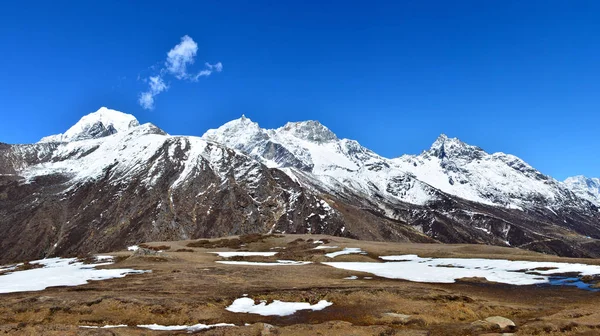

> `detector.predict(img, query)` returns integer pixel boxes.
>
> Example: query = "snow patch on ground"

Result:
[226,297,332,316]
[325,247,366,258]
[0,257,148,294]
[324,255,600,285]
[209,252,278,258]
[137,323,234,332]
[216,260,311,266]
[314,245,339,250]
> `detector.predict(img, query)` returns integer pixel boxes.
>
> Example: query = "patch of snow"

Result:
[344,275,358,280]
[137,323,234,332]
[314,245,339,250]
[0,264,22,273]
[80,325,128,329]
[323,255,600,286]
[325,248,366,258]
[226,297,332,316]
[474,227,491,234]
[216,260,311,266]
[0,257,148,294]
[127,245,139,251]
[209,252,278,258]
[95,255,114,261]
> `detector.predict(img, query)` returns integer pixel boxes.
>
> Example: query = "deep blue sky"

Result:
[1,1,598,179]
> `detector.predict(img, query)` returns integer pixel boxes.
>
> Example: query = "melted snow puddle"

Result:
[325,247,367,258]
[323,254,600,287]
[226,297,332,316]
[137,323,234,332]
[216,260,311,266]
[0,257,148,294]
[547,277,600,291]
[210,251,278,257]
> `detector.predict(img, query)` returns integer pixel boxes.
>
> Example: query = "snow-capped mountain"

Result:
[564,175,600,205]
[38,107,140,143]
[1,108,599,263]
[203,117,594,212]
[0,109,346,263]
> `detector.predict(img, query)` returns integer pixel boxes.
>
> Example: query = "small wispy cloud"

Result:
[138,35,222,110]
[138,76,168,110]
[193,62,223,81]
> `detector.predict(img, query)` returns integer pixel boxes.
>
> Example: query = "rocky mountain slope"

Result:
[1,108,599,263]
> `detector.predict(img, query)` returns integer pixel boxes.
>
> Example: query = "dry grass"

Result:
[1,234,599,335]
[139,244,170,251]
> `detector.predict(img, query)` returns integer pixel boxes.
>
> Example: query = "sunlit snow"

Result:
[323,255,600,285]
[209,251,278,257]
[80,325,127,329]
[314,245,339,250]
[324,247,366,258]
[226,297,332,316]
[0,257,148,294]
[216,260,311,266]
[137,323,234,332]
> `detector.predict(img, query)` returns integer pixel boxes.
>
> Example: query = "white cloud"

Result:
[165,35,198,79]
[206,62,223,72]
[192,62,224,81]
[138,92,154,110]
[138,35,222,110]
[138,76,168,110]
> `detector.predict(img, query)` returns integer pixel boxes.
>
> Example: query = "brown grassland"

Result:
[1,234,600,335]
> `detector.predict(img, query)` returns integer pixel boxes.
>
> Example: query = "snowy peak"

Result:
[564,175,600,205]
[201,115,268,152]
[426,134,484,160]
[39,107,140,143]
[277,120,338,143]
[202,115,263,141]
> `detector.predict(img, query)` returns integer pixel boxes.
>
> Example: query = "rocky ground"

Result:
[1,234,600,335]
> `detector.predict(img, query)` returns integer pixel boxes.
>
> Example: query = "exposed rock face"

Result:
[1,108,600,263]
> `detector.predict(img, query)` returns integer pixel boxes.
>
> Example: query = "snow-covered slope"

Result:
[39,107,140,143]
[391,135,589,209]
[203,117,592,211]
[564,176,600,206]
[203,117,439,205]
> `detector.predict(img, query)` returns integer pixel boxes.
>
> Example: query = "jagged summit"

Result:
[202,115,267,149]
[39,107,140,143]
[427,134,484,160]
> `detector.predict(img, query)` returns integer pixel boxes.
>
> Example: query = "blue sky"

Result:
[0,1,598,180]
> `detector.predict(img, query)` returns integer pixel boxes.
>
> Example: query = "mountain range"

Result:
[1,107,599,263]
